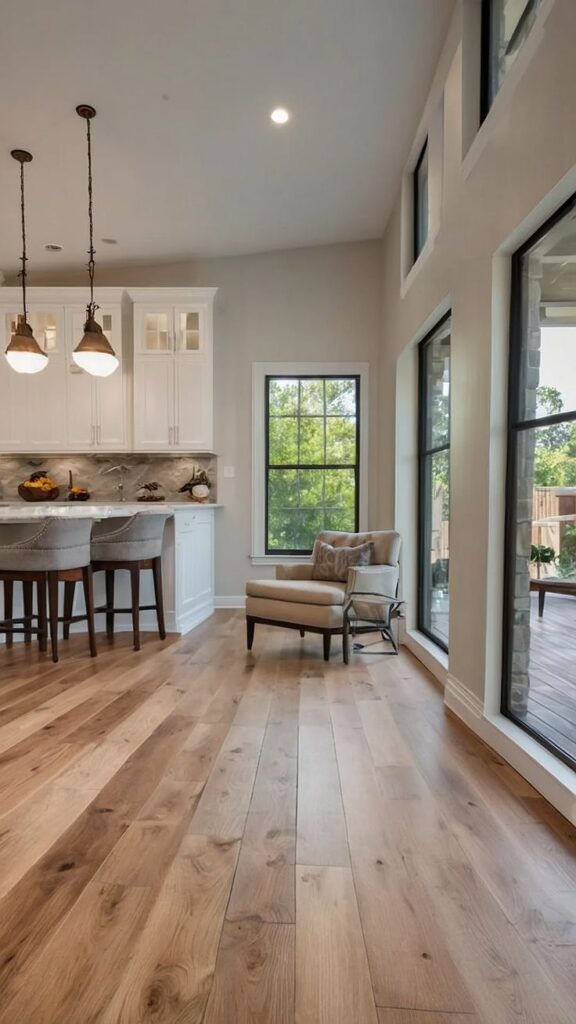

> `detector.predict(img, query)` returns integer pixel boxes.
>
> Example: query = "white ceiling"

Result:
[0,0,454,276]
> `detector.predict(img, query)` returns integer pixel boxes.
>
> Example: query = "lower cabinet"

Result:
[172,507,215,631]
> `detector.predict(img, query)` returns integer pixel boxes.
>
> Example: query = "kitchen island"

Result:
[0,503,221,637]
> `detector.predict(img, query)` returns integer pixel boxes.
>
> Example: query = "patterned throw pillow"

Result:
[311,540,373,582]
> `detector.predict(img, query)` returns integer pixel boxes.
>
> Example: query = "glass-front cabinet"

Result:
[0,287,215,455]
[65,305,125,450]
[132,291,214,452]
[0,304,66,450]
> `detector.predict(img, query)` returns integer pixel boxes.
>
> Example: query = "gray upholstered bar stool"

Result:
[87,513,168,651]
[0,517,96,663]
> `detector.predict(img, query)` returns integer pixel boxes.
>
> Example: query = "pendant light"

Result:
[72,104,119,378]
[5,150,48,374]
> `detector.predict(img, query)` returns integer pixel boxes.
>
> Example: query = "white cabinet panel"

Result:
[134,354,173,450]
[26,352,68,449]
[0,361,27,450]
[174,355,212,451]
[174,509,215,631]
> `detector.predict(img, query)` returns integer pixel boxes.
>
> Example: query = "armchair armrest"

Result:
[346,563,399,596]
[276,564,314,581]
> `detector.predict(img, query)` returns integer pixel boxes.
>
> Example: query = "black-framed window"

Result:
[413,139,429,263]
[481,0,541,118]
[418,313,451,650]
[265,375,360,554]
[503,192,576,770]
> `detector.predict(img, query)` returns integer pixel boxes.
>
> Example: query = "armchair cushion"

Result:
[246,578,347,606]
[312,539,373,582]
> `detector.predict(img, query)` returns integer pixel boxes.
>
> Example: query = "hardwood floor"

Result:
[0,612,575,1022]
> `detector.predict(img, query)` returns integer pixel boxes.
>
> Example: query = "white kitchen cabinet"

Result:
[0,286,215,455]
[172,507,215,630]
[65,305,127,450]
[133,354,174,450]
[0,304,67,451]
[132,289,216,453]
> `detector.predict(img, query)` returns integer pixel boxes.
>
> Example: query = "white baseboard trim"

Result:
[445,674,576,825]
[404,629,448,686]
[215,595,246,609]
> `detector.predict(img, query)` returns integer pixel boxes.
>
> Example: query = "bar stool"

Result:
[0,517,96,663]
[87,513,168,651]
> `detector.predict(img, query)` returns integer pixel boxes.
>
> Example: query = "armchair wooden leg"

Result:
[246,616,255,651]
[4,580,13,648]
[323,632,331,662]
[63,581,75,640]
[299,628,305,638]
[130,566,141,652]
[23,581,33,644]
[48,573,59,663]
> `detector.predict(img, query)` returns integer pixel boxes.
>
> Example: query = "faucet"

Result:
[102,464,130,501]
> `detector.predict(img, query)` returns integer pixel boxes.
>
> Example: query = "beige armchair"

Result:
[245,530,401,661]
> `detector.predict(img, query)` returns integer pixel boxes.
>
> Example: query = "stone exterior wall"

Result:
[510,256,541,713]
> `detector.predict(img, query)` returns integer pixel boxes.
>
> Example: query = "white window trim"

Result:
[251,361,369,563]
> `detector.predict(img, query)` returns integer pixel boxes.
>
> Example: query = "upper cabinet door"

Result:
[174,353,213,451]
[134,306,175,353]
[94,310,126,449]
[18,306,67,450]
[134,354,174,450]
[65,306,96,449]
[174,306,203,353]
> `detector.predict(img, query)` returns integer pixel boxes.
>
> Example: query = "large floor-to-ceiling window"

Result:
[418,314,451,649]
[503,194,576,768]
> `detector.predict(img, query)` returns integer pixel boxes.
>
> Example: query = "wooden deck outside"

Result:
[520,592,576,763]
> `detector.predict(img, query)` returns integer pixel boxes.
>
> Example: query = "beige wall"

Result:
[23,241,383,598]
[378,0,576,705]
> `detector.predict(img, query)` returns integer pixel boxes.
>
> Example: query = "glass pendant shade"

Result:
[5,315,48,375]
[72,317,119,377]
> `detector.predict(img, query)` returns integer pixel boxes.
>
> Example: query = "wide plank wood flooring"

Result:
[0,611,575,1022]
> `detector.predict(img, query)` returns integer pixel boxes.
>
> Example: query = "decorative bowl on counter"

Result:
[68,487,91,502]
[18,472,60,502]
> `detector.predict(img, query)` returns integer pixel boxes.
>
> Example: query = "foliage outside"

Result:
[267,377,358,551]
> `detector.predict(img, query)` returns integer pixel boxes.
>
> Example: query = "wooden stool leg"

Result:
[23,581,33,644]
[37,575,47,653]
[152,557,166,640]
[4,580,14,648]
[82,567,97,659]
[63,581,75,640]
[105,570,115,637]
[48,573,59,663]
[130,565,141,652]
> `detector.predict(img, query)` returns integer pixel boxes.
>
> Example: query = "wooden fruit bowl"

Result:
[18,485,60,502]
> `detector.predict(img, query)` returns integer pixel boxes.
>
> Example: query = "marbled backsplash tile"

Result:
[0,454,217,503]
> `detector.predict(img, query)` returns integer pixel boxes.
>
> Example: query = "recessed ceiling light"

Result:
[44,243,63,252]
[101,237,118,244]
[270,107,290,125]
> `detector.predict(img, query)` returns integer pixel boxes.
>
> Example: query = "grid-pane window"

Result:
[266,375,359,553]
[503,194,576,769]
[413,139,429,263]
[482,0,541,116]
[418,315,451,649]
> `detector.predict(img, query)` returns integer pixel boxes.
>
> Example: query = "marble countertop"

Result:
[0,501,222,521]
